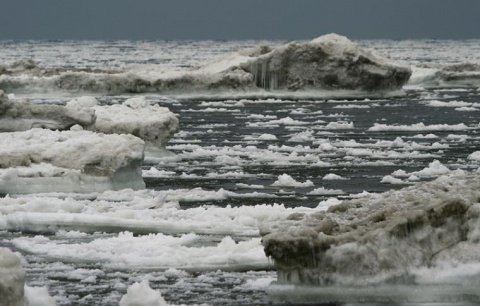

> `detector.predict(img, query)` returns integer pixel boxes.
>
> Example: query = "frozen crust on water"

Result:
[0,90,95,132]
[261,172,480,286]
[0,34,411,97]
[0,129,145,194]
[0,247,25,306]
[67,96,179,151]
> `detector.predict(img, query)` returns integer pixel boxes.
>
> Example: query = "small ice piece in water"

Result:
[307,187,345,195]
[322,173,348,180]
[381,175,406,184]
[324,121,354,129]
[271,174,314,188]
[236,183,265,189]
[24,285,57,306]
[468,151,480,161]
[414,160,450,177]
[119,280,168,306]
[243,133,278,141]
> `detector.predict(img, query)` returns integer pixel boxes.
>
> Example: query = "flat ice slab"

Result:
[0,128,146,194]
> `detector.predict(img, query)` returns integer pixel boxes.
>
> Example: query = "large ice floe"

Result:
[0,34,411,99]
[0,247,25,306]
[0,128,145,194]
[261,172,480,304]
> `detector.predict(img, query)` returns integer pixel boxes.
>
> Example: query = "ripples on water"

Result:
[1,40,480,305]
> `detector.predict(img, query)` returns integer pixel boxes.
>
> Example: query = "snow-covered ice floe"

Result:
[261,171,480,304]
[0,128,145,194]
[0,34,411,99]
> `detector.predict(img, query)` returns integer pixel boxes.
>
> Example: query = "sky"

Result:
[1,0,479,41]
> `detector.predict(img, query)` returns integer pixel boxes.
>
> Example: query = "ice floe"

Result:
[0,129,145,194]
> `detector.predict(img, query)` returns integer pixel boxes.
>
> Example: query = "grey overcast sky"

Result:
[1,0,479,41]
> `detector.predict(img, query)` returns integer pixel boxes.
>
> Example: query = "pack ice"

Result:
[0,34,411,98]
[262,172,480,287]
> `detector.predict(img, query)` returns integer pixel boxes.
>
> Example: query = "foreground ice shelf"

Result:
[261,171,480,302]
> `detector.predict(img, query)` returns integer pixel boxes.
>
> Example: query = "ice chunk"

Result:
[322,173,348,180]
[271,174,314,188]
[24,285,56,306]
[119,280,167,306]
[468,151,480,161]
[0,247,25,306]
[0,129,145,194]
[307,187,345,195]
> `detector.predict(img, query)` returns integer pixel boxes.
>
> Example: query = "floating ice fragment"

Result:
[322,173,348,180]
[119,280,167,306]
[381,175,406,184]
[468,151,480,161]
[24,285,56,306]
[307,187,345,195]
[271,174,314,188]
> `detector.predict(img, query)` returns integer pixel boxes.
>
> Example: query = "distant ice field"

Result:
[1,39,480,305]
